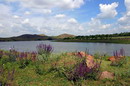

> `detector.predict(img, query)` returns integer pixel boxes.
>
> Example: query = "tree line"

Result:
[64,32,130,40]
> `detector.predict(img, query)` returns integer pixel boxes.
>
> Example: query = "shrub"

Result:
[0,50,3,59]
[52,53,102,85]
[0,48,18,64]
[36,43,53,62]
[67,59,102,81]
[17,51,37,69]
[37,43,53,55]
[110,48,126,67]
[8,47,19,62]
[18,59,31,69]
[35,64,45,75]
[0,64,15,86]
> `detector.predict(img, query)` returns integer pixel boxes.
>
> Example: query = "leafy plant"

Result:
[0,64,15,86]
[8,46,19,62]
[110,48,126,67]
[36,43,53,62]
[35,62,45,75]
[52,53,102,86]
[18,60,30,69]
[0,50,3,59]
[67,59,102,81]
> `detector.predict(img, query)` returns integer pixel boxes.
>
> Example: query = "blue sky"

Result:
[0,0,130,37]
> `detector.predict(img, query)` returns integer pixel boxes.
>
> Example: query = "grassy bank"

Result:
[0,44,130,86]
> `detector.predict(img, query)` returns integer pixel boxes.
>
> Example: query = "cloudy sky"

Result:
[0,0,130,37]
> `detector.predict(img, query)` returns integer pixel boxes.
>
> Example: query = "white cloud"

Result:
[125,0,130,11]
[101,24,111,29]
[117,0,130,30]
[55,14,66,18]
[24,11,31,15]
[68,18,78,23]
[1,0,130,37]
[81,18,112,35]
[27,16,84,35]
[78,2,119,35]
[22,19,30,24]
[31,9,52,14]
[0,3,84,36]
[0,24,3,27]
[6,0,84,10]
[0,4,40,37]
[89,18,111,30]
[0,4,11,16]
[98,2,118,19]
[13,15,20,19]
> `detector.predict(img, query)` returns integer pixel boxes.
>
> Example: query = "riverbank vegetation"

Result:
[0,44,130,86]
[61,32,130,44]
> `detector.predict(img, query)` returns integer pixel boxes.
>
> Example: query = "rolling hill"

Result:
[56,33,75,39]
[0,34,53,41]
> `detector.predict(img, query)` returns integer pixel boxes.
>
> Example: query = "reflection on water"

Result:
[0,41,130,56]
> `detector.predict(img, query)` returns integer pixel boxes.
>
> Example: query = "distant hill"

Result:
[0,34,53,41]
[56,33,75,39]
[0,33,76,42]
[38,34,46,36]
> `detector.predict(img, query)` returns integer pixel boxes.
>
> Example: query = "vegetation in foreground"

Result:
[0,44,130,86]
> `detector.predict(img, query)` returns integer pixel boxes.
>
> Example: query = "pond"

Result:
[0,41,130,56]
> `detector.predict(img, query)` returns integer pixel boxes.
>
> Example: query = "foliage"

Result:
[0,64,16,86]
[37,43,53,62]
[0,48,130,85]
[64,32,130,40]
[67,59,102,81]
[50,53,102,86]
[35,61,45,75]
[110,48,127,67]
[18,59,31,69]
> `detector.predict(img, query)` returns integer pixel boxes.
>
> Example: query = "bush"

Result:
[8,47,19,62]
[36,43,53,62]
[51,54,102,85]
[0,64,15,86]
[110,48,126,67]
[0,50,3,59]
[35,62,45,75]
[18,59,31,69]
[66,59,102,81]
[0,48,18,64]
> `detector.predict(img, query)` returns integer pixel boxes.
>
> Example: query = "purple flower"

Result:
[113,48,125,59]
[36,43,53,55]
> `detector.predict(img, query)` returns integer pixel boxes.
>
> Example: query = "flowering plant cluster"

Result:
[36,43,53,55]
[111,48,126,67]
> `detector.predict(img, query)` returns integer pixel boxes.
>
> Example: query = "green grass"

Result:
[0,51,130,86]
[112,36,130,39]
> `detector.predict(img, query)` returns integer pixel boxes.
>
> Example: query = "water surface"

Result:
[0,41,130,56]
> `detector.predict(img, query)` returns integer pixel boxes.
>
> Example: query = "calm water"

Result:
[0,41,130,56]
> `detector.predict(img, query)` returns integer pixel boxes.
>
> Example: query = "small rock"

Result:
[86,55,95,68]
[108,56,115,61]
[100,71,114,80]
[79,51,87,57]
[76,51,87,58]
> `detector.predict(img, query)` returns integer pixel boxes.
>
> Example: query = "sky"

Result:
[0,0,130,37]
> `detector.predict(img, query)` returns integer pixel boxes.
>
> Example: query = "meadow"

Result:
[0,43,130,86]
